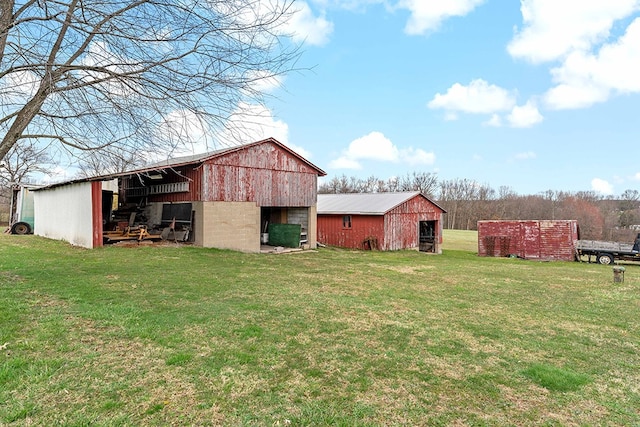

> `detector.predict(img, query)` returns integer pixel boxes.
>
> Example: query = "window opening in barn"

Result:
[419,221,436,253]
[343,215,352,229]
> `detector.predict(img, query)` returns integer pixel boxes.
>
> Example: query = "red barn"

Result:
[477,220,579,261]
[32,138,326,251]
[317,192,446,252]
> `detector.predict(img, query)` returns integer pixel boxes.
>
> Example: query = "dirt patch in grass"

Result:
[0,271,24,285]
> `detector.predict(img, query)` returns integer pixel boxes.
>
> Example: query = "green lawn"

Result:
[442,229,478,253]
[1,234,638,426]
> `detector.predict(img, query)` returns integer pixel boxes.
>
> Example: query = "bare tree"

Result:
[398,171,438,197]
[438,178,476,229]
[0,139,54,223]
[618,189,640,229]
[0,0,300,162]
[319,174,358,194]
[76,150,144,178]
[0,140,53,187]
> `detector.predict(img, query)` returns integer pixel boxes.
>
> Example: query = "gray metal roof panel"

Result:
[317,192,422,215]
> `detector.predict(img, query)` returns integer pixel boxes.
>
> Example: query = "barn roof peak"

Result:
[140,137,326,176]
[317,191,445,215]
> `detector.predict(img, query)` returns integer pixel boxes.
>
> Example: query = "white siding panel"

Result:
[34,182,95,248]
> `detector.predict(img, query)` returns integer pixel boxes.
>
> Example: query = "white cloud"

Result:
[0,70,39,107]
[507,101,544,127]
[346,131,399,161]
[328,156,362,170]
[543,82,609,110]
[80,42,138,97]
[444,112,459,121]
[514,151,537,160]
[398,0,485,35]
[154,109,213,158]
[400,147,436,166]
[507,0,640,64]
[217,103,313,158]
[591,178,614,195]
[41,166,73,185]
[632,172,640,181]
[287,2,334,46]
[244,70,284,93]
[150,103,310,162]
[428,79,516,115]
[329,131,434,170]
[484,114,502,127]
[544,18,640,109]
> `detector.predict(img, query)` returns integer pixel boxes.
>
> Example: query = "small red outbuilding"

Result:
[477,220,579,261]
[317,192,446,252]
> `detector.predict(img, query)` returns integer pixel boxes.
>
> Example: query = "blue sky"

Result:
[248,0,640,196]
[33,1,640,196]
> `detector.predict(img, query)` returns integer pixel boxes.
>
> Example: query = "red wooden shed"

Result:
[477,220,579,261]
[317,192,446,252]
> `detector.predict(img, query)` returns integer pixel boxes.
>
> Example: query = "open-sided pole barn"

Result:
[32,138,326,251]
[317,192,446,252]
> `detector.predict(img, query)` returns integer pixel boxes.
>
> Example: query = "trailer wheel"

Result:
[597,253,614,265]
[10,222,32,235]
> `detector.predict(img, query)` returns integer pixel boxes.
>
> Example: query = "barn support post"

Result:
[91,181,104,248]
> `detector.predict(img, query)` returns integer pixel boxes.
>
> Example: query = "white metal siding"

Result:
[33,182,95,248]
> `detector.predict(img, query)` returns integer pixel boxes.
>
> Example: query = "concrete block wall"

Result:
[287,208,308,229]
[199,201,260,252]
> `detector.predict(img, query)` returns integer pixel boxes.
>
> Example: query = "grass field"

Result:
[1,233,639,426]
[442,229,478,253]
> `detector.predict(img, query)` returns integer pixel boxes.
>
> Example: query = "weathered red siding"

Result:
[317,215,385,249]
[384,196,443,251]
[317,194,444,250]
[477,220,579,261]
[122,140,318,206]
[149,166,202,203]
[202,142,318,206]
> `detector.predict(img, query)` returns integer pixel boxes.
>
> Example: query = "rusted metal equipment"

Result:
[103,225,162,243]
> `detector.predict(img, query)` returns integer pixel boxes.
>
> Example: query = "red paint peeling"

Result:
[122,140,319,207]
[477,220,579,260]
[318,194,444,251]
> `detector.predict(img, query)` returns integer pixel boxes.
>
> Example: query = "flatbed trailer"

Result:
[576,234,640,264]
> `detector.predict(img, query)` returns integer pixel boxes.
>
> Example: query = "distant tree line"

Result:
[319,174,640,241]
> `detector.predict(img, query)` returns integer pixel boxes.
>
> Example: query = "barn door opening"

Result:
[419,221,436,252]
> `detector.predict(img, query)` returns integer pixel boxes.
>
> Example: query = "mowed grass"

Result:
[0,234,639,426]
[442,229,479,253]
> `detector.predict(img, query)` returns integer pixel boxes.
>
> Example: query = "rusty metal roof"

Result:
[318,192,428,215]
[140,137,326,176]
[33,138,326,190]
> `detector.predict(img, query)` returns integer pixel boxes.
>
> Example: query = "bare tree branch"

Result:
[0,0,301,162]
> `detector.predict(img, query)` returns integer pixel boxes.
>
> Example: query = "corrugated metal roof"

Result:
[317,192,423,215]
[142,150,222,170]
[33,138,326,190]
[139,137,326,175]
